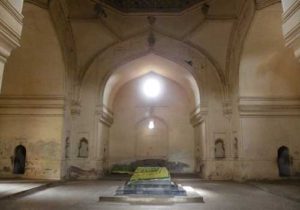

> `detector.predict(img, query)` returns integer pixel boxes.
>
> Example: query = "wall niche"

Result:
[78,138,88,158]
[233,137,238,159]
[65,137,70,158]
[215,139,225,159]
[13,145,26,174]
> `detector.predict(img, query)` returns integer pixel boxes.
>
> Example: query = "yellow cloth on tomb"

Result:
[130,167,170,181]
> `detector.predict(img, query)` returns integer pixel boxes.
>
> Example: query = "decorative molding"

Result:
[255,0,281,10]
[284,22,300,46]
[96,105,114,127]
[239,97,300,117]
[282,0,300,23]
[282,0,300,46]
[70,101,81,116]
[0,18,21,52]
[0,0,24,58]
[281,0,300,61]
[0,0,24,24]
[223,100,233,116]
[190,104,208,127]
[0,95,65,116]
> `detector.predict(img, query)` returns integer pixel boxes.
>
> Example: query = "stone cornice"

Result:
[0,0,24,24]
[0,18,21,55]
[284,22,300,46]
[0,95,65,115]
[239,97,300,117]
[282,0,300,23]
[282,0,300,46]
[0,0,24,58]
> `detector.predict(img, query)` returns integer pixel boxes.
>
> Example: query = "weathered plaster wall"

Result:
[1,0,298,181]
[239,3,300,179]
[0,3,65,179]
[109,76,195,173]
[239,4,300,98]
[0,116,63,179]
[2,3,65,95]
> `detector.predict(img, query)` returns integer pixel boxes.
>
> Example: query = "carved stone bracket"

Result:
[190,104,208,127]
[223,100,233,119]
[96,105,114,127]
[70,101,81,117]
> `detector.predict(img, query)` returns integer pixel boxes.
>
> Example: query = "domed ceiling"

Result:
[97,0,205,13]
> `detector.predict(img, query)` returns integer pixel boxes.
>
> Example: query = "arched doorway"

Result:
[277,146,291,177]
[136,117,168,160]
[13,145,26,174]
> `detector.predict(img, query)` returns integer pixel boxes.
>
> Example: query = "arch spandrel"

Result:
[79,33,226,112]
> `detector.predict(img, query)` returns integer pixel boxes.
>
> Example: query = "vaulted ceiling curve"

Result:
[103,54,201,109]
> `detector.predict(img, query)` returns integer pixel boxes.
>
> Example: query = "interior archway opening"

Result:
[100,54,201,175]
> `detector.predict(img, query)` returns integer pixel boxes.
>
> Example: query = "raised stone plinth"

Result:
[99,167,203,204]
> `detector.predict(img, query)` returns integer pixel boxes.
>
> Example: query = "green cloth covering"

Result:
[130,167,170,182]
[111,165,133,174]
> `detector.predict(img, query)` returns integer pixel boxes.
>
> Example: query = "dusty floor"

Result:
[0,180,299,210]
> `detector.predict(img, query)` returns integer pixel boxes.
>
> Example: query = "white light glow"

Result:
[142,77,161,98]
[148,120,155,129]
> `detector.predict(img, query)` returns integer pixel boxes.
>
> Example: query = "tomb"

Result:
[116,167,186,196]
[99,167,203,204]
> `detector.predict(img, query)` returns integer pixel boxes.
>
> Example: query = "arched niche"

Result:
[78,138,89,158]
[13,145,26,174]
[277,146,291,177]
[135,117,168,160]
[215,139,225,159]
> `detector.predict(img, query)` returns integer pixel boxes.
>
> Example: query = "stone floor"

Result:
[0,180,299,210]
[0,180,50,199]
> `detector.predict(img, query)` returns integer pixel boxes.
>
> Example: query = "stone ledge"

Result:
[0,95,65,115]
[239,97,300,117]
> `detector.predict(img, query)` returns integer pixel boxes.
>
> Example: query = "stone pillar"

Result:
[0,0,23,91]
[191,104,208,177]
[281,0,300,61]
[96,105,113,176]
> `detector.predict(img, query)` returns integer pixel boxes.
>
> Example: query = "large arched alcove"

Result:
[108,68,196,173]
[69,33,226,178]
